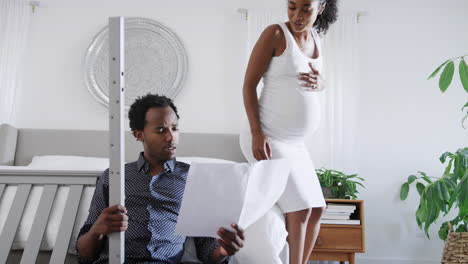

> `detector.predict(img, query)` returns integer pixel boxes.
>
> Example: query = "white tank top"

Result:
[258,23,323,141]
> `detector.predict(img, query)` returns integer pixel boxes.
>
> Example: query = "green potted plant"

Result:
[400,55,468,241]
[400,148,468,239]
[316,168,365,199]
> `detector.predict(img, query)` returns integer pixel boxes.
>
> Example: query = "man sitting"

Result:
[76,94,244,264]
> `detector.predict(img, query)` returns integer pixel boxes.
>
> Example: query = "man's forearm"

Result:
[211,247,228,264]
[77,229,104,259]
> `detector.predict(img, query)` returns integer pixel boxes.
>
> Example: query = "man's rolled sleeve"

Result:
[75,169,110,262]
[194,237,230,264]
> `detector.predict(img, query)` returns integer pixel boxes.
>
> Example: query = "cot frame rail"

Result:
[108,16,126,264]
[0,169,101,264]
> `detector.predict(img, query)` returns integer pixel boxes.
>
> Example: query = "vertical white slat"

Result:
[49,185,83,264]
[108,16,126,264]
[20,185,58,264]
[0,184,32,263]
[0,183,5,199]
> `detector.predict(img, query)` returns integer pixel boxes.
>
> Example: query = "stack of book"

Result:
[321,203,361,225]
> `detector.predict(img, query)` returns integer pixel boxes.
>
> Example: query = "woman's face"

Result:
[287,0,324,33]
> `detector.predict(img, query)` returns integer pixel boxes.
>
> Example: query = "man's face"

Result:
[134,106,179,162]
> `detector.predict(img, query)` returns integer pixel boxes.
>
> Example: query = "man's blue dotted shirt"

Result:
[77,152,226,264]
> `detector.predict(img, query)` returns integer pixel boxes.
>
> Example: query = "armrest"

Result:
[0,123,18,165]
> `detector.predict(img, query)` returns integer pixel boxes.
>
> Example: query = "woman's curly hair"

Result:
[314,0,338,34]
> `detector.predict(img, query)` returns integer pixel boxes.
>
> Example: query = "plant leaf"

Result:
[450,216,461,225]
[457,172,468,217]
[416,214,422,229]
[428,59,450,80]
[439,180,450,203]
[440,152,452,164]
[424,187,440,237]
[459,58,468,93]
[435,181,444,201]
[417,172,432,184]
[433,182,445,211]
[422,175,432,184]
[454,155,463,181]
[416,182,425,195]
[416,196,427,229]
[448,185,459,209]
[438,225,449,240]
[400,182,410,200]
[439,223,448,240]
[444,159,454,176]
[439,61,455,93]
[435,181,448,213]
[461,148,468,170]
[445,178,457,189]
[408,175,417,184]
[456,225,467,232]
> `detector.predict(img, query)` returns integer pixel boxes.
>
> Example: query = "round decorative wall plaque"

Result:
[84,17,188,110]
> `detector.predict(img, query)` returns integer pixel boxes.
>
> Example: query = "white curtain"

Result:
[0,0,31,125]
[306,13,361,174]
[244,9,360,264]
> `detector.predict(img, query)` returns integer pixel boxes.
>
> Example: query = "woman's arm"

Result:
[243,25,279,135]
[243,25,283,160]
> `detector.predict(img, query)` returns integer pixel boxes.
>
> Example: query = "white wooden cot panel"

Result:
[20,184,58,264]
[0,184,31,262]
[0,169,100,264]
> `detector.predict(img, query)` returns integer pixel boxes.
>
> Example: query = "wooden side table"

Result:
[309,199,365,264]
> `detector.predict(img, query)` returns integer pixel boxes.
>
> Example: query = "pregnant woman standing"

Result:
[239,0,338,263]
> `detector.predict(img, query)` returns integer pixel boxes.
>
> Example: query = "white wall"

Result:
[352,0,468,263]
[12,0,262,132]
[10,0,468,263]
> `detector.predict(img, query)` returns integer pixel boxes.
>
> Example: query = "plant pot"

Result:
[321,187,333,199]
[441,231,468,264]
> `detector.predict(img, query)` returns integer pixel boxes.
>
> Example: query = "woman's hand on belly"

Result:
[252,132,273,160]
[298,62,325,91]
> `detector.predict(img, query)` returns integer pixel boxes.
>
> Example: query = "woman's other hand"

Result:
[252,132,272,160]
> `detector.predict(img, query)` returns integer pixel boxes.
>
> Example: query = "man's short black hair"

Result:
[128,93,180,132]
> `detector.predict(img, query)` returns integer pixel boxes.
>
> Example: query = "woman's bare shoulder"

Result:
[261,24,285,42]
[256,24,286,52]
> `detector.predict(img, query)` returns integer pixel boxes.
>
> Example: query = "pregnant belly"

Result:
[259,88,321,140]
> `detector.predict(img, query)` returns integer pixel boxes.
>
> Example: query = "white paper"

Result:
[176,159,290,238]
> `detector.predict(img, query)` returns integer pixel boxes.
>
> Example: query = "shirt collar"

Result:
[163,159,176,172]
[137,152,176,173]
